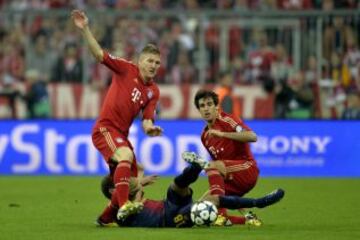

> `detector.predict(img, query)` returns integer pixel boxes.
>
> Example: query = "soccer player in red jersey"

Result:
[71,10,163,224]
[183,89,260,226]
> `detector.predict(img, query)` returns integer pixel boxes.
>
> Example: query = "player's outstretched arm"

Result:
[206,129,257,143]
[142,119,163,137]
[71,9,104,62]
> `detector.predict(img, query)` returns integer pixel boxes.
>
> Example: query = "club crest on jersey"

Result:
[147,90,153,99]
[115,137,124,143]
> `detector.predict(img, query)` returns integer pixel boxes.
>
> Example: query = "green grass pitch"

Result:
[0,177,359,240]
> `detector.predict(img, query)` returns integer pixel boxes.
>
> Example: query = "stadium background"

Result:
[0,1,359,240]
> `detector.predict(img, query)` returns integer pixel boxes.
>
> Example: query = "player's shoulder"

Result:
[107,52,136,66]
[218,111,240,127]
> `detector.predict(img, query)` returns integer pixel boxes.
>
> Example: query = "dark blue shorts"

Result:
[163,187,194,228]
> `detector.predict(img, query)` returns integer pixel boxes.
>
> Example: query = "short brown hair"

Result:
[140,43,160,55]
[194,90,219,109]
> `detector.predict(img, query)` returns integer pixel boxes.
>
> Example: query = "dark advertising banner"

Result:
[0,120,359,177]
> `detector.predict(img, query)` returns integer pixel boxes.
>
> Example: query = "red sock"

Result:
[113,160,132,207]
[99,199,118,223]
[206,168,227,216]
[228,215,246,225]
[205,168,225,195]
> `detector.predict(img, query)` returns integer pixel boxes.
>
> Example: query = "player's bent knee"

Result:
[111,147,134,163]
[208,162,226,176]
[170,183,191,197]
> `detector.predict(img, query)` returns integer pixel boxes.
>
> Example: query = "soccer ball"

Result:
[190,201,218,226]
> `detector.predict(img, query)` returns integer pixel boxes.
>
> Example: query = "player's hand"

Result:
[206,129,224,138]
[145,125,163,137]
[141,175,159,186]
[71,9,88,29]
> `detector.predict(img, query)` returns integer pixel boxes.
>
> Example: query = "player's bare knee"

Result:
[111,147,134,163]
[208,162,226,176]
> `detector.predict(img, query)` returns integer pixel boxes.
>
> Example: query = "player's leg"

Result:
[204,188,285,209]
[182,151,229,225]
[111,147,135,206]
[181,152,227,200]
[92,127,137,223]
[202,189,284,226]
[171,162,203,196]
[221,160,259,225]
[223,160,259,196]
[202,161,230,225]
[160,162,204,227]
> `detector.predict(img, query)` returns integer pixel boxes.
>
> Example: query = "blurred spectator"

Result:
[233,0,249,10]
[26,33,56,81]
[214,70,241,117]
[170,51,196,84]
[275,71,314,119]
[257,0,278,11]
[329,51,351,89]
[24,69,51,118]
[204,23,220,82]
[51,43,83,83]
[0,73,21,118]
[278,0,313,10]
[323,16,354,61]
[304,55,317,85]
[286,71,315,119]
[343,34,360,90]
[166,20,195,81]
[271,43,293,84]
[144,0,163,10]
[1,31,25,82]
[245,30,275,84]
[183,0,200,10]
[342,92,360,119]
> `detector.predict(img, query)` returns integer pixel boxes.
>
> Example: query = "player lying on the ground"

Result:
[97,160,285,228]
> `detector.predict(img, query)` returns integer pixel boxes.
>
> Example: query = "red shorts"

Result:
[222,160,259,196]
[92,125,138,177]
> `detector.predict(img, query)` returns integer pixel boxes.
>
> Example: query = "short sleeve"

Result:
[233,116,252,132]
[142,86,160,121]
[221,114,252,132]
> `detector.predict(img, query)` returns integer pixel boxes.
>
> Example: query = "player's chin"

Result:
[147,72,156,78]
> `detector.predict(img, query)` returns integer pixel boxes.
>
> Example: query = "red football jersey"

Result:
[94,51,160,136]
[201,111,255,162]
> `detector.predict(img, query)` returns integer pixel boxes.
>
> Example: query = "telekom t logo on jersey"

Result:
[131,88,141,103]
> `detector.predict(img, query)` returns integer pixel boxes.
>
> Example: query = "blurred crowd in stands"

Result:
[0,0,359,119]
